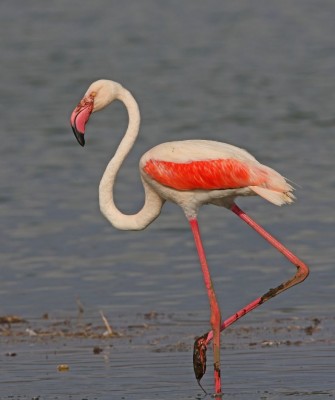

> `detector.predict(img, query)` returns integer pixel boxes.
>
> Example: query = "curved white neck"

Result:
[98,87,164,230]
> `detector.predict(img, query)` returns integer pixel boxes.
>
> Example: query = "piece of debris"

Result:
[25,328,38,336]
[304,318,321,335]
[100,311,114,336]
[144,311,159,320]
[76,297,84,315]
[0,315,26,324]
[57,364,70,372]
[93,346,103,354]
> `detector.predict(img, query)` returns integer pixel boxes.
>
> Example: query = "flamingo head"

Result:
[70,79,123,146]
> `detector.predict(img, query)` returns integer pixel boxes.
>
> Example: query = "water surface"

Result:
[1,1,334,398]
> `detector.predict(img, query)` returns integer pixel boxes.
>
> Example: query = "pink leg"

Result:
[193,204,309,382]
[189,218,222,397]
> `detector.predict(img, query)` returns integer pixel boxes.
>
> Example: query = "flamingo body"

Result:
[140,140,294,216]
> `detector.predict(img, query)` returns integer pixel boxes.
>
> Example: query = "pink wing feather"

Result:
[143,158,267,190]
[143,157,294,206]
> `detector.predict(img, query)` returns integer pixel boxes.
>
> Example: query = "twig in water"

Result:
[100,311,114,336]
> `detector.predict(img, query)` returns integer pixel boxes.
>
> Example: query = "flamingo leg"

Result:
[193,203,309,382]
[189,218,222,397]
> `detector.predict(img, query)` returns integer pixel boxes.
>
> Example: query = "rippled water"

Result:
[1,1,334,399]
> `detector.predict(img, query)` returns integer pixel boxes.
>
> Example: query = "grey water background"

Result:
[0,1,334,399]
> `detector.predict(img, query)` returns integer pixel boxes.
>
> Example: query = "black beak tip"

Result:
[72,126,85,147]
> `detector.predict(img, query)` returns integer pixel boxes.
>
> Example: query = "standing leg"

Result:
[189,218,222,397]
[193,204,309,381]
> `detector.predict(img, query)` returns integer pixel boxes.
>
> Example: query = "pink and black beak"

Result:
[70,96,94,147]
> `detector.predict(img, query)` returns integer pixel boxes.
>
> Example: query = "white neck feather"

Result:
[98,86,164,230]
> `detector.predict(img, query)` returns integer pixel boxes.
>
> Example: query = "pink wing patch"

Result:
[143,159,266,190]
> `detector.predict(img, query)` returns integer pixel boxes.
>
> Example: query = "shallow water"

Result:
[1,1,335,398]
[1,312,334,399]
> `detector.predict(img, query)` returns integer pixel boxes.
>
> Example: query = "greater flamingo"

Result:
[70,79,309,397]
